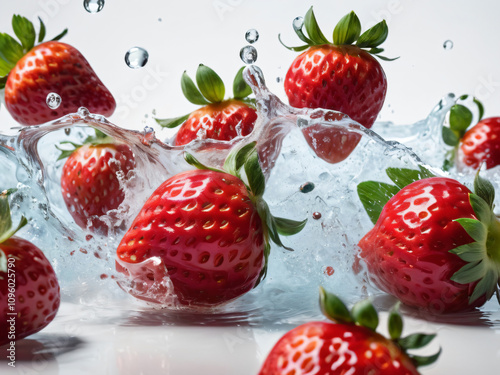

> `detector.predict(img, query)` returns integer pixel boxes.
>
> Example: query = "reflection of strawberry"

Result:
[259,288,440,374]
[280,8,393,163]
[155,65,257,146]
[0,15,115,126]
[358,167,500,313]
[116,143,306,306]
[0,191,60,346]
[59,130,135,233]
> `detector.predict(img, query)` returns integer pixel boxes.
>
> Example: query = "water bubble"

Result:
[158,18,162,22]
[77,107,90,117]
[125,47,149,69]
[83,0,105,14]
[312,212,322,220]
[46,93,61,109]
[245,29,259,44]
[240,45,258,64]
[443,40,454,50]
[293,16,304,31]
[64,128,71,136]
[142,126,155,145]
[300,182,315,193]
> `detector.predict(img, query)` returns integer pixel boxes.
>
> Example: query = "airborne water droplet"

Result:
[142,126,155,145]
[443,40,454,50]
[240,45,257,64]
[83,0,105,14]
[300,182,315,193]
[125,47,149,69]
[245,29,259,44]
[46,93,61,109]
[293,16,304,31]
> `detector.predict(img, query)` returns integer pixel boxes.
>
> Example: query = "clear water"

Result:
[240,46,258,64]
[1,66,499,326]
[124,47,149,69]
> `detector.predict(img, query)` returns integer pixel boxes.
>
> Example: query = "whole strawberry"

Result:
[0,15,115,126]
[459,117,500,170]
[116,143,306,306]
[280,8,393,163]
[0,190,60,346]
[155,65,257,146]
[357,167,500,313]
[59,130,136,233]
[259,287,440,375]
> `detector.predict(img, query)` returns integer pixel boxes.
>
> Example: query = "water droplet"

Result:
[125,47,149,69]
[240,45,257,64]
[152,109,157,116]
[276,77,282,83]
[300,182,315,193]
[64,128,71,136]
[77,107,90,117]
[293,16,304,31]
[46,92,61,109]
[142,126,155,145]
[324,266,334,276]
[443,40,453,50]
[245,29,259,44]
[312,212,322,220]
[158,18,162,22]
[84,0,105,14]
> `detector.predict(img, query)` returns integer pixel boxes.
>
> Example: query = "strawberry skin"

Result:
[458,117,500,170]
[259,321,419,375]
[174,99,257,146]
[285,45,387,129]
[0,237,60,346]
[358,177,486,313]
[116,169,265,306]
[4,41,116,126]
[61,143,135,233]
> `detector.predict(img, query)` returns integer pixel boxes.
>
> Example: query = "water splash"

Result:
[83,0,105,14]
[125,47,149,69]
[240,45,258,64]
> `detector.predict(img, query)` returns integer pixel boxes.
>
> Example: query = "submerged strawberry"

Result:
[155,65,257,146]
[0,190,60,346]
[259,288,440,375]
[0,15,115,126]
[116,142,306,306]
[59,130,136,233]
[357,167,500,313]
[280,8,394,163]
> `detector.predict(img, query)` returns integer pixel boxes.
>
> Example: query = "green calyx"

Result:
[55,128,112,161]
[184,142,307,286]
[442,94,484,171]
[319,288,441,368]
[0,189,27,244]
[0,15,68,89]
[279,7,396,61]
[154,65,255,129]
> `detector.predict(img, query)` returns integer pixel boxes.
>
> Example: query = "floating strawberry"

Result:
[357,167,500,313]
[280,8,394,163]
[0,190,60,346]
[59,130,136,233]
[0,15,116,126]
[116,142,306,306]
[155,64,257,146]
[258,287,440,375]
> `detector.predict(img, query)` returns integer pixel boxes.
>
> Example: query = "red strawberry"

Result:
[0,190,60,346]
[258,288,440,375]
[280,8,393,163]
[0,15,115,126]
[155,65,257,146]
[116,143,306,306]
[357,168,500,313]
[458,117,500,170]
[59,130,136,233]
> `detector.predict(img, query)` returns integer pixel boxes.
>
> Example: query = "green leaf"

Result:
[474,97,485,120]
[233,66,252,99]
[278,34,310,52]
[319,287,353,323]
[410,348,442,368]
[0,75,7,89]
[357,20,388,48]
[196,64,225,103]
[12,15,36,52]
[398,333,436,350]
[469,267,498,303]
[450,242,486,263]
[0,249,6,273]
[50,28,68,42]
[274,216,307,236]
[154,114,190,129]
[0,33,24,71]
[223,141,256,178]
[469,193,492,224]
[351,299,378,331]
[181,71,210,105]
[244,147,265,197]
[455,218,487,243]
[304,7,330,45]
[254,242,270,287]
[442,126,460,147]
[357,181,400,224]
[388,303,403,340]
[386,166,434,190]
[333,11,361,46]
[38,17,46,43]
[449,104,472,133]
[473,173,495,208]
[374,54,399,62]
[451,260,486,284]
[184,152,223,173]
[0,193,28,244]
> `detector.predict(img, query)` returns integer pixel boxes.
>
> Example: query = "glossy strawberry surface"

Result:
[258,321,419,375]
[116,169,265,306]
[61,143,135,233]
[458,117,500,170]
[174,99,257,146]
[0,237,60,346]
[5,41,116,126]
[358,177,484,313]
